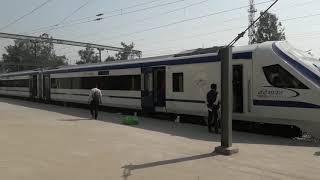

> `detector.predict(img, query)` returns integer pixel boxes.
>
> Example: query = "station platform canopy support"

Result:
[214,0,279,156]
[0,32,141,62]
[214,47,239,156]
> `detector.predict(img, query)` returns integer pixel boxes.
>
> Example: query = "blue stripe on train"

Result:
[253,100,320,109]
[44,52,252,74]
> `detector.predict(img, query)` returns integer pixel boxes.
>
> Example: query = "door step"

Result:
[155,106,166,112]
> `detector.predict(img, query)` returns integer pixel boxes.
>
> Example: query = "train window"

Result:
[263,64,308,89]
[51,75,141,90]
[100,75,141,91]
[71,78,82,89]
[51,78,72,89]
[51,79,58,88]
[81,77,98,89]
[172,73,184,92]
[0,79,29,87]
[313,64,320,72]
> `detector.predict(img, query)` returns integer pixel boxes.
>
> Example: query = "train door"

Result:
[43,74,51,101]
[141,67,154,111]
[233,65,244,113]
[29,75,38,99]
[29,76,33,98]
[153,67,166,107]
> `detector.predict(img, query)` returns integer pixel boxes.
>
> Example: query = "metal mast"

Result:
[248,0,257,44]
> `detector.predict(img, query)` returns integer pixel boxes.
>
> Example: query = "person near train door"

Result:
[88,85,102,120]
[206,83,220,133]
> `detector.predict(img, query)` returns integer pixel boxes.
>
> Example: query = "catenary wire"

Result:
[0,0,54,31]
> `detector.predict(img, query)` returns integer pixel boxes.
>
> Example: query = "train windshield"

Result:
[277,42,320,77]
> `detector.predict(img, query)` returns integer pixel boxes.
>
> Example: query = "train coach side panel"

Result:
[165,62,221,116]
[0,87,30,97]
[49,68,142,110]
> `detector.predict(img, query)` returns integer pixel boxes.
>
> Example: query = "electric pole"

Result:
[215,0,279,156]
[248,0,257,44]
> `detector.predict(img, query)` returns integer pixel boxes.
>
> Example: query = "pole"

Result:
[214,47,239,155]
[214,0,279,155]
[98,48,103,62]
[33,41,37,69]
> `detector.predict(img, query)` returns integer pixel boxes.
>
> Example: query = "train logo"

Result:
[257,86,300,98]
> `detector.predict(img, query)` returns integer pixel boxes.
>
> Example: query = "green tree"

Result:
[105,55,116,62]
[115,42,141,60]
[252,11,286,44]
[76,46,99,64]
[2,33,67,72]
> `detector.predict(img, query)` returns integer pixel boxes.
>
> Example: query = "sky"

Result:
[0,0,320,64]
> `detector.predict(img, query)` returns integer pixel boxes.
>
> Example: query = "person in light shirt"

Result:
[88,85,102,119]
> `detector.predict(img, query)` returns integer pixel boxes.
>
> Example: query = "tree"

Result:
[76,46,99,64]
[2,33,67,72]
[252,11,286,44]
[115,42,141,60]
[105,56,116,62]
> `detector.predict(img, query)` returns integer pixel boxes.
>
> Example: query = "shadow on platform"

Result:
[1,97,319,147]
[121,153,217,179]
[58,118,91,121]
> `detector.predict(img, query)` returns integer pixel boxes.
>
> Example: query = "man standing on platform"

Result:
[88,85,102,120]
[206,83,220,133]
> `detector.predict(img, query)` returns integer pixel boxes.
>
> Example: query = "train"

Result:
[1,41,319,137]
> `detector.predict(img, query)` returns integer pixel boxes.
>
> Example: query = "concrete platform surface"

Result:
[0,97,319,180]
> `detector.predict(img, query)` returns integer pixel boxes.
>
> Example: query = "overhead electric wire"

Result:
[56,0,93,26]
[53,0,320,58]
[134,13,320,51]
[52,0,209,52]
[281,12,320,22]
[57,0,209,47]
[82,0,316,44]
[272,0,317,12]
[140,26,245,47]
[20,0,161,34]
[23,0,187,35]
[0,0,53,31]
[40,0,94,35]
[122,0,319,50]
[66,0,162,23]
[27,0,273,36]
[97,0,315,43]
[54,0,274,53]
[94,0,187,21]
[228,0,279,47]
[60,2,320,57]
[94,0,274,43]
[21,18,94,35]
[140,18,320,55]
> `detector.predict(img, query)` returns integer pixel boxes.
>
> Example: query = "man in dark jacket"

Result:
[207,83,220,133]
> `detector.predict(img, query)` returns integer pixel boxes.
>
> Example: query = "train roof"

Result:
[0,42,261,76]
[0,69,40,78]
[43,43,259,74]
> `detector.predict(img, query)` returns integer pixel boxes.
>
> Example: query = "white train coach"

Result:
[0,41,319,137]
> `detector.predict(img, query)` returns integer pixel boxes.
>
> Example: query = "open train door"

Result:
[141,67,154,112]
[43,74,51,102]
[233,65,244,113]
[153,67,166,107]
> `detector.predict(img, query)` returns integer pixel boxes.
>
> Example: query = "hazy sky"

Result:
[0,0,320,64]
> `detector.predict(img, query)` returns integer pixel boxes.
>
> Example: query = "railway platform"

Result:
[0,97,319,180]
